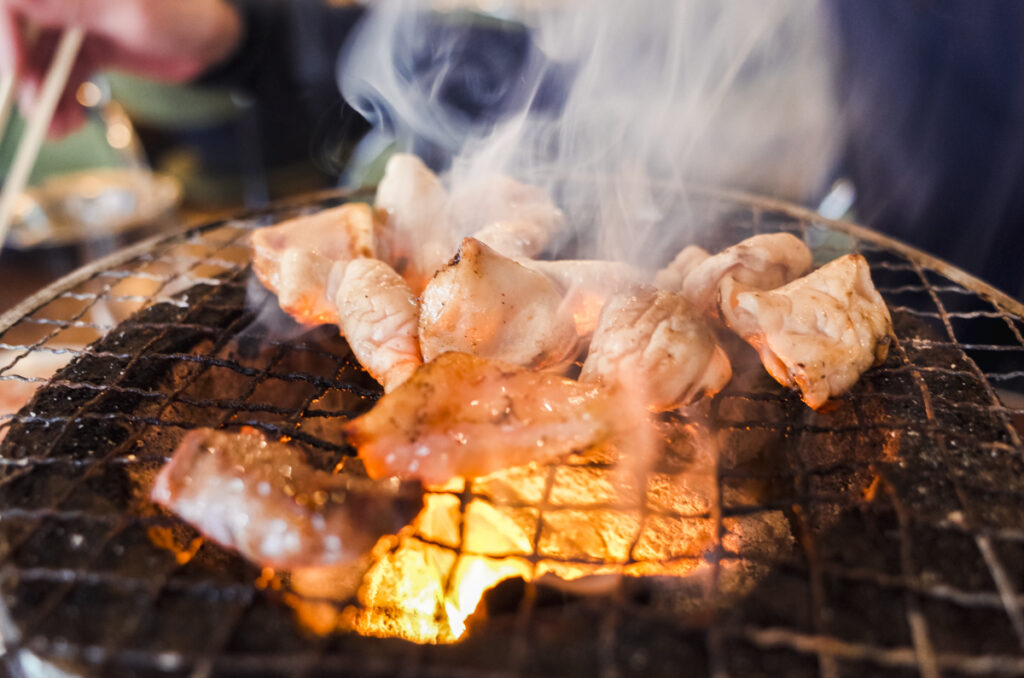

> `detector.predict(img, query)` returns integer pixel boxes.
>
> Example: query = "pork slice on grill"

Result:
[419,238,580,370]
[471,219,552,260]
[449,174,565,259]
[580,287,732,411]
[251,202,377,326]
[376,155,568,290]
[330,257,423,392]
[345,352,639,485]
[523,259,652,336]
[679,233,813,314]
[375,153,453,292]
[151,427,423,568]
[654,245,710,292]
[719,253,893,409]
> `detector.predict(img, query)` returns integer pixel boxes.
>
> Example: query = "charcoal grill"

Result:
[1,186,1024,678]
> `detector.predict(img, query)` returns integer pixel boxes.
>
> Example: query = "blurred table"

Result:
[0,205,236,314]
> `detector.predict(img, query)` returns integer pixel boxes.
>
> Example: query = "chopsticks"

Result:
[0,26,85,254]
[0,70,15,142]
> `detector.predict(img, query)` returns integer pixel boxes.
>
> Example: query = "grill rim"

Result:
[2,183,1024,678]
[696,185,1024,317]
[0,183,1020,342]
[0,185,378,338]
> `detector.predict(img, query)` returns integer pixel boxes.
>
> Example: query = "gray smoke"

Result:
[341,0,839,264]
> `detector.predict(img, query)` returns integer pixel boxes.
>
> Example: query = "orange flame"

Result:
[280,439,743,644]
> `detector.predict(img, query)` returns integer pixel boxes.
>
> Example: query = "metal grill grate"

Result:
[1,187,1023,678]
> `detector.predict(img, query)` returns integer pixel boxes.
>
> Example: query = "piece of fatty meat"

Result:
[251,203,376,326]
[719,253,893,409]
[151,427,423,568]
[345,352,637,485]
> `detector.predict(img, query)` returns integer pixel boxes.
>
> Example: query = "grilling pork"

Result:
[377,155,569,288]
[151,427,423,568]
[330,257,422,392]
[524,259,652,335]
[251,202,376,326]
[375,153,452,292]
[580,287,732,411]
[680,233,813,314]
[654,245,710,292]
[345,352,639,485]
[719,253,893,409]
[472,219,552,260]
[448,174,565,258]
[419,238,579,369]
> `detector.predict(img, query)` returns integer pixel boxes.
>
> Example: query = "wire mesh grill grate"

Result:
[1,188,1023,678]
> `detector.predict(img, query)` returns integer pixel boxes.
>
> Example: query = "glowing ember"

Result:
[146,526,203,566]
[276,427,790,645]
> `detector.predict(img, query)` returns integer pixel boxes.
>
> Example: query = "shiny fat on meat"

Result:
[151,427,423,568]
[580,287,732,411]
[680,233,812,314]
[374,153,453,292]
[419,238,579,370]
[719,253,893,409]
[331,257,423,392]
[345,352,639,486]
[250,203,376,326]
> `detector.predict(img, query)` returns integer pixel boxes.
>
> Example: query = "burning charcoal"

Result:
[151,427,423,568]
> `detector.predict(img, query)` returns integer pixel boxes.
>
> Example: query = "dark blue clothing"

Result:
[199,0,369,174]
[208,0,1024,298]
[828,1,1024,298]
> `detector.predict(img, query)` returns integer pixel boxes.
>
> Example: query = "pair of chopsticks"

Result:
[0,26,85,254]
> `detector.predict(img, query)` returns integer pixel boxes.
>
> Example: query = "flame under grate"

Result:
[1,188,1024,678]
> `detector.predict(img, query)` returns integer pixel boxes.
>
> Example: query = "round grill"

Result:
[1,187,1023,678]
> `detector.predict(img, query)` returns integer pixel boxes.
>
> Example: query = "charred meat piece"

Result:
[151,427,423,568]
[419,238,579,369]
[331,257,423,392]
[681,233,812,314]
[375,153,452,292]
[345,352,634,485]
[719,253,893,409]
[580,287,732,411]
[251,203,376,326]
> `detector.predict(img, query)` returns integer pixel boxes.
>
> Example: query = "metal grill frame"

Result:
[0,186,1022,678]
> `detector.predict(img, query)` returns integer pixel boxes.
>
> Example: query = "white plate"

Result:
[8,167,182,249]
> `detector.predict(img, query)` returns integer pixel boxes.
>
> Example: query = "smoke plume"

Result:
[341,0,838,264]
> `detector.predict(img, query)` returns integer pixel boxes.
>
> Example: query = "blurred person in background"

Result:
[829,1,1024,301]
[3,0,1024,300]
[0,0,244,137]
[0,0,371,206]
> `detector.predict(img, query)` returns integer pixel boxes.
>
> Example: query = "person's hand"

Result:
[0,0,242,137]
